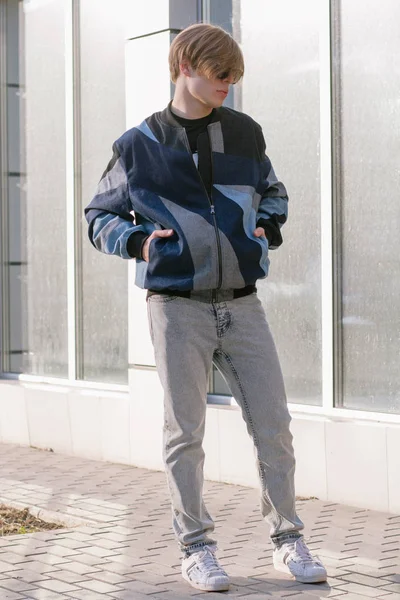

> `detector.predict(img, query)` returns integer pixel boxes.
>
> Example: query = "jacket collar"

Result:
[160,100,222,128]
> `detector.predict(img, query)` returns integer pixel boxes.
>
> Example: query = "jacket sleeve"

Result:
[254,123,289,250]
[84,142,148,259]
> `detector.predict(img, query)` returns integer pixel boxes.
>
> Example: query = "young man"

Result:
[85,23,327,593]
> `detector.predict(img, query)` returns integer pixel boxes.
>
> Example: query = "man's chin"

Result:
[194,96,224,112]
[205,98,224,109]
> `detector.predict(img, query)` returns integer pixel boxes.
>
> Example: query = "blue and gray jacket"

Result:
[85,103,288,292]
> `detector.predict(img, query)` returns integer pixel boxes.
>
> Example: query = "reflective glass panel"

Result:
[338,0,400,413]
[79,0,131,383]
[5,0,69,376]
[213,0,322,404]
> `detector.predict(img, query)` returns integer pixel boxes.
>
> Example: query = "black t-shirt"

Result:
[173,110,214,153]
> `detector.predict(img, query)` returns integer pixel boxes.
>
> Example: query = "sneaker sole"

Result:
[293,573,327,584]
[182,571,230,592]
[274,562,327,584]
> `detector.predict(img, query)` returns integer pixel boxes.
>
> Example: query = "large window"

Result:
[0,0,129,384]
[209,0,400,415]
[2,0,400,412]
[336,0,400,413]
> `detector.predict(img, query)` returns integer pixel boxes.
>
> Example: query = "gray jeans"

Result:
[147,290,304,554]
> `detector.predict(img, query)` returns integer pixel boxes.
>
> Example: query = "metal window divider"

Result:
[0,0,10,374]
[65,0,83,382]
[320,0,335,411]
[330,0,344,409]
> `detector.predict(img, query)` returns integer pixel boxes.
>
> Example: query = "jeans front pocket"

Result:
[147,293,179,303]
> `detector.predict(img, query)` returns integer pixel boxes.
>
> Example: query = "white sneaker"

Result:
[182,545,230,592]
[273,537,327,583]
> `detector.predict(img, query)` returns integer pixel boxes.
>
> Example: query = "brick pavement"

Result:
[0,443,399,599]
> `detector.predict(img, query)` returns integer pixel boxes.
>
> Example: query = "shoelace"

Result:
[196,547,226,575]
[287,539,315,564]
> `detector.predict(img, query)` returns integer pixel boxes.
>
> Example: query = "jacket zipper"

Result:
[209,150,223,295]
[181,129,223,298]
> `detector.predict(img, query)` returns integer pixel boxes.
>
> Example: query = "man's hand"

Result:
[142,229,174,262]
[253,227,266,238]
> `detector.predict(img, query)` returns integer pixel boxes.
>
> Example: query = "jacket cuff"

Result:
[126,231,149,259]
[256,219,283,249]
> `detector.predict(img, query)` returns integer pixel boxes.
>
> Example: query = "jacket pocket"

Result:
[144,234,194,290]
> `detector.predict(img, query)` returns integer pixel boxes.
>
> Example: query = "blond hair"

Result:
[169,23,244,84]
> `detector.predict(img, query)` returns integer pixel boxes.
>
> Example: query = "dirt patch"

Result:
[0,504,64,536]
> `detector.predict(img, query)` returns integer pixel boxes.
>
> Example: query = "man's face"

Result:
[184,65,235,109]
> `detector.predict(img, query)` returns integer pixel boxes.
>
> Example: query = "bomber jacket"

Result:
[84,102,288,292]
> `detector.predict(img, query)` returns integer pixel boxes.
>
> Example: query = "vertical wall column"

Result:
[126,1,198,468]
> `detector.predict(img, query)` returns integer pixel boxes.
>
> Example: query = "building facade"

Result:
[0,0,399,512]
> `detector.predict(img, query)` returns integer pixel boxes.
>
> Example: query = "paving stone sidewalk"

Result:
[0,443,399,600]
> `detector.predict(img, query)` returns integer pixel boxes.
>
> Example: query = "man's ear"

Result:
[179,61,192,77]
